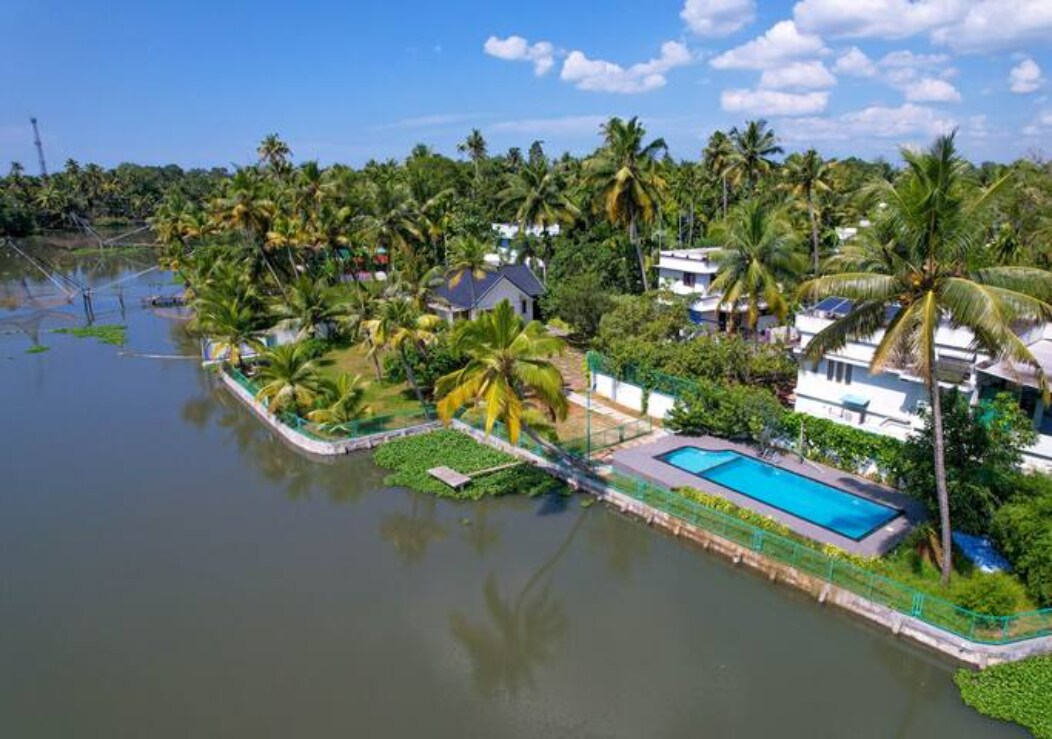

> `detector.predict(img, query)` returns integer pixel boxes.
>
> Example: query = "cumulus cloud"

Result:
[710,20,827,70]
[721,88,830,115]
[902,77,962,102]
[560,41,692,93]
[1010,58,1044,94]
[792,0,1052,53]
[1022,111,1052,136]
[793,0,966,40]
[833,47,877,77]
[484,35,556,76]
[759,61,837,90]
[781,103,956,142]
[878,50,949,68]
[681,0,756,37]
[932,1,1052,52]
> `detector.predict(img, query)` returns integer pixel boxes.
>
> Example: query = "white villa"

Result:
[657,247,779,331]
[793,297,1052,471]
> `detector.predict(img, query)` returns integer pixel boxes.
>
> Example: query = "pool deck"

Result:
[611,435,926,557]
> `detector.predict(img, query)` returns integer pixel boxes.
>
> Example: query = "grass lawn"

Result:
[318,343,421,416]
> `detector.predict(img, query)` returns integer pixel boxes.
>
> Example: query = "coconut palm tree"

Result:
[273,275,351,339]
[727,119,783,194]
[257,134,292,170]
[355,178,424,277]
[213,168,282,288]
[798,132,1052,583]
[254,342,325,416]
[458,128,488,182]
[307,373,371,432]
[361,297,441,406]
[710,200,805,332]
[500,156,579,276]
[703,130,735,218]
[193,292,264,371]
[435,300,567,454]
[782,149,836,274]
[445,235,496,314]
[585,116,668,291]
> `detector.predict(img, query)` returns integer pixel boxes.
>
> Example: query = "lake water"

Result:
[0,242,1024,738]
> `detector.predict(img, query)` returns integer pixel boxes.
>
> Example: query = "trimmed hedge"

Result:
[783,412,904,481]
[955,656,1052,738]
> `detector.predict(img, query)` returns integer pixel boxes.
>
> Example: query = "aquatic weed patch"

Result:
[955,655,1052,738]
[52,324,127,346]
[25,344,50,354]
[374,430,564,500]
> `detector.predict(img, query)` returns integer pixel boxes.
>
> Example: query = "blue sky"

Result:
[1,0,1049,169]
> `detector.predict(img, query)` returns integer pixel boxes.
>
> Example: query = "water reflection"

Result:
[450,510,586,698]
[460,500,502,558]
[587,507,651,582]
[380,495,448,564]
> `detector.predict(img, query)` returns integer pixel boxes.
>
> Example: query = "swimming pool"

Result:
[658,447,901,541]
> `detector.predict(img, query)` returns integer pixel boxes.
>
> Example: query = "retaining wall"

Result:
[220,371,440,455]
[592,371,676,419]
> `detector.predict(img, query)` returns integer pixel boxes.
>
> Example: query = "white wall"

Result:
[592,372,676,420]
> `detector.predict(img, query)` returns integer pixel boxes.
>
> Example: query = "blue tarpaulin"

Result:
[952,532,1012,573]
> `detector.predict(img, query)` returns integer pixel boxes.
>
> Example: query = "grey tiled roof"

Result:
[433,264,544,309]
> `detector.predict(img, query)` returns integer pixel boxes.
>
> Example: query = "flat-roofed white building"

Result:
[657,247,779,331]
[793,297,1052,471]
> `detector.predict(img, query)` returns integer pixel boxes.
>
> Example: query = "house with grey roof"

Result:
[430,263,545,324]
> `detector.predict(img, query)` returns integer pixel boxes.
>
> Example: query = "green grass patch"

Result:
[955,656,1052,738]
[52,324,127,346]
[25,344,50,354]
[374,430,565,500]
[319,343,419,415]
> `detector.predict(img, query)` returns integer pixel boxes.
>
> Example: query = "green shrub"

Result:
[992,476,1052,607]
[373,430,564,500]
[950,572,1030,616]
[675,486,793,536]
[782,412,902,480]
[666,380,785,443]
[955,656,1052,738]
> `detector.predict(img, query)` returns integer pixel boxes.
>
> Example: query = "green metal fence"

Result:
[562,417,653,457]
[226,367,435,443]
[586,350,700,400]
[605,469,1052,645]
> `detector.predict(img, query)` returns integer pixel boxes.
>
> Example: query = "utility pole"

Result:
[30,118,48,178]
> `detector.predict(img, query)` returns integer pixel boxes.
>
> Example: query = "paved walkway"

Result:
[565,390,641,425]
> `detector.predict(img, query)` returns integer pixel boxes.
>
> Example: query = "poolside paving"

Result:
[611,435,926,557]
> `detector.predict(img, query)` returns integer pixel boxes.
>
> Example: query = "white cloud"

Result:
[902,77,962,102]
[966,114,990,139]
[1010,58,1044,94]
[878,50,949,68]
[932,1,1052,51]
[793,0,966,40]
[560,41,692,93]
[781,103,956,141]
[710,20,827,70]
[483,35,556,76]
[491,115,608,136]
[1022,111,1052,136]
[759,61,837,89]
[681,0,756,37]
[721,88,830,115]
[833,47,877,77]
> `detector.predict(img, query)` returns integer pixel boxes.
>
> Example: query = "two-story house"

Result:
[793,297,1052,471]
[657,247,779,331]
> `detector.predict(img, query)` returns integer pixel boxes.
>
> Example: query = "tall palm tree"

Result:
[273,275,350,339]
[257,134,292,170]
[727,120,783,194]
[798,133,1052,583]
[585,116,668,291]
[192,292,264,370]
[213,168,281,288]
[355,178,424,277]
[254,342,325,416]
[445,235,496,314]
[458,128,488,182]
[435,300,567,453]
[782,149,836,274]
[703,130,735,217]
[710,200,805,332]
[500,156,579,276]
[307,373,371,432]
[361,297,441,405]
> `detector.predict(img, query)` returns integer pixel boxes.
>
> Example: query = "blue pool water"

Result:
[659,447,900,541]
